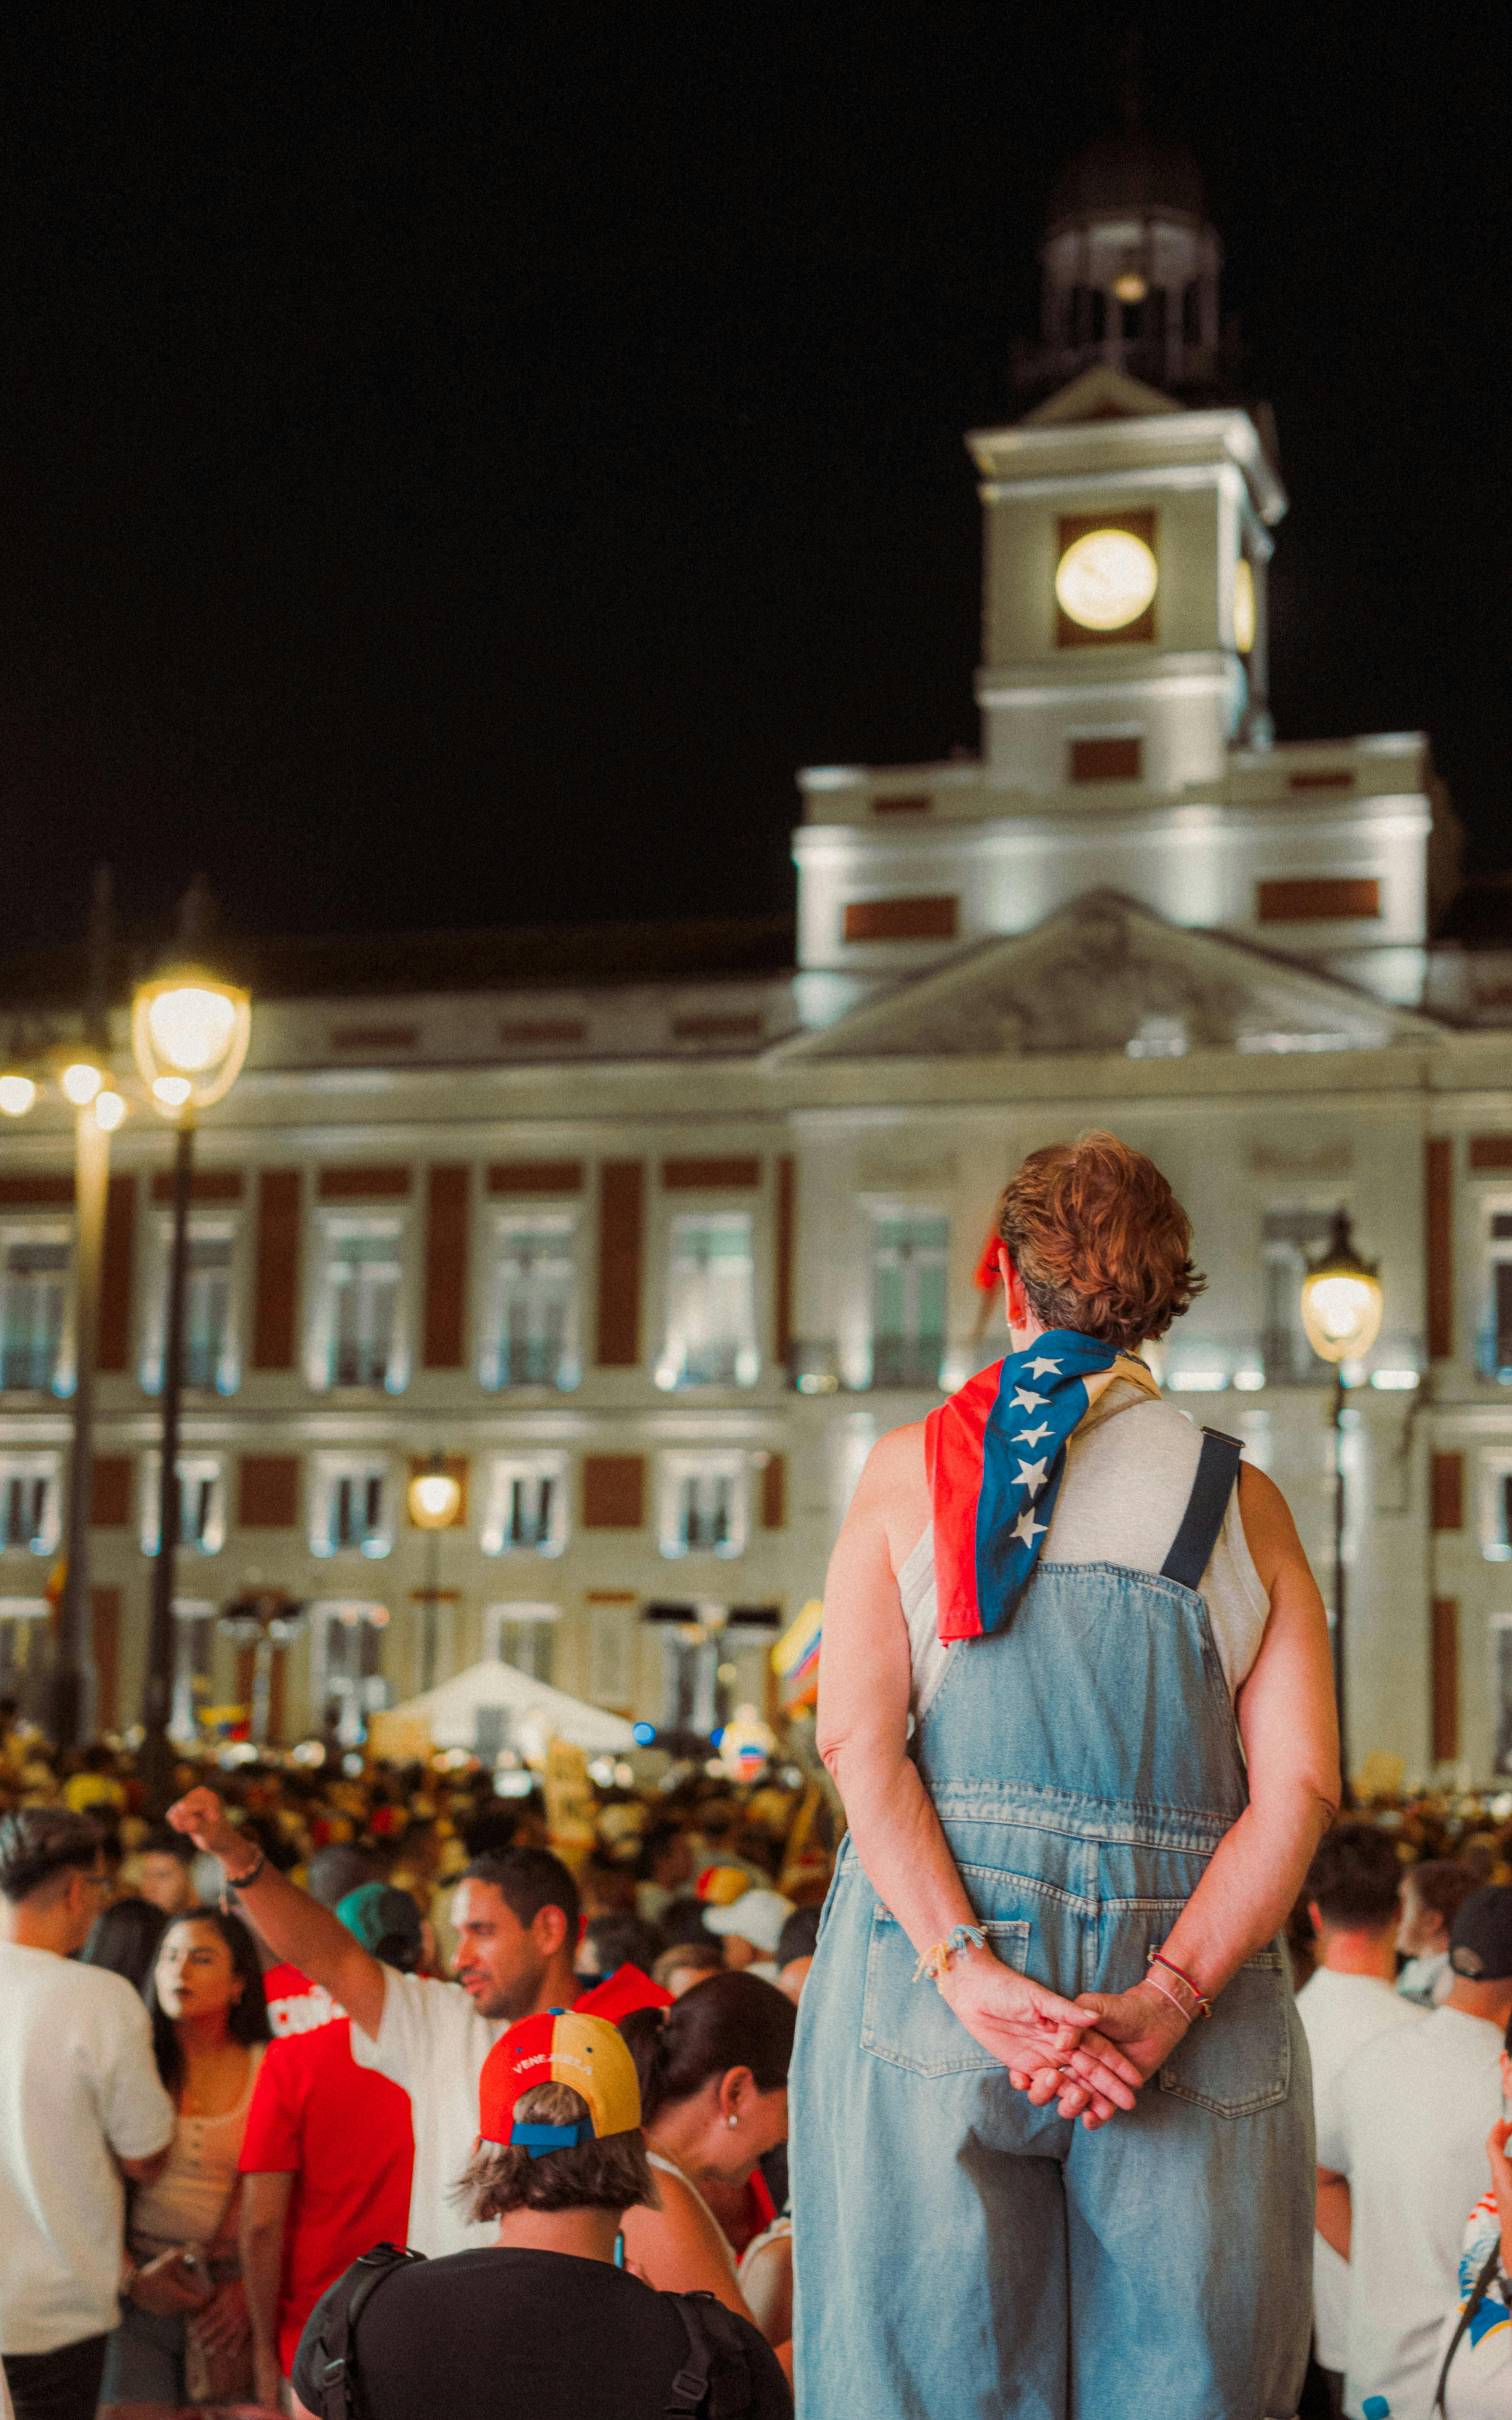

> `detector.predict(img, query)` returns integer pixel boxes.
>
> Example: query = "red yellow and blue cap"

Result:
[477,2009,641,2158]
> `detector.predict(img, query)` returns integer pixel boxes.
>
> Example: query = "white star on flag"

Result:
[1010,1389,1046,1412]
[1011,1507,1047,1548]
[1013,1423,1051,1447]
[1027,1357,1062,1380]
[1013,1458,1049,1493]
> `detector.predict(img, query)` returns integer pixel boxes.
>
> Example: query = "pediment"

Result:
[1019,365,1184,426]
[771,892,1444,1063]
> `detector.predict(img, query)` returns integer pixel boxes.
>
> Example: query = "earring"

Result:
[727,2114,738,2128]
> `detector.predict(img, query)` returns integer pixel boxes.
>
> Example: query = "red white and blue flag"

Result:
[926,1332,1160,1641]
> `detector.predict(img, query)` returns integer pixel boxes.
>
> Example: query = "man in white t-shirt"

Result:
[170,1786,585,2254]
[1317,1885,1512,2420]
[1296,1824,1425,2418]
[0,1810,175,2420]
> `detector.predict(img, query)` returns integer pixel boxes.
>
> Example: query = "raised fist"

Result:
[166,1785,240,1863]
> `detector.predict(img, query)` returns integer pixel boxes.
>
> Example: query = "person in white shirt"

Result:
[168,1786,588,2256]
[1317,1885,1512,2420]
[1296,1824,1426,2418]
[0,1810,176,2420]
[1396,1858,1480,2010]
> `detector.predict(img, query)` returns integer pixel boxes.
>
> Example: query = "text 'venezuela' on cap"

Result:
[477,2008,642,2158]
[1448,1883,1512,1983]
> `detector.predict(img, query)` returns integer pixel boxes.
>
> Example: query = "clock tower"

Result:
[793,124,1454,1008]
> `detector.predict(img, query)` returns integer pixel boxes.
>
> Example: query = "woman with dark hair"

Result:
[81,1897,169,1999]
[619,1972,794,2362]
[99,1908,270,2418]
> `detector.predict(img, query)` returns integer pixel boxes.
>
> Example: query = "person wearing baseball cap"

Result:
[289,2009,790,2420]
[1316,1881,1512,2420]
[701,1888,795,1985]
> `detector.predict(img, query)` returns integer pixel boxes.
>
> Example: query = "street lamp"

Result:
[408,1455,462,1696]
[133,956,251,1806]
[1300,1209,1384,1781]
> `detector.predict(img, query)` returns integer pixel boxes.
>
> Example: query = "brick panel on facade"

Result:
[98,1173,136,1373]
[1426,1137,1454,1358]
[1468,1136,1512,1171]
[487,1161,585,1194]
[842,896,958,944]
[91,1588,121,1733]
[317,1166,411,1199]
[595,1162,644,1367]
[761,1455,786,1530]
[253,1171,302,1369]
[90,1457,133,1528]
[150,1169,243,1203]
[1431,1452,1464,1532]
[1069,736,1142,783]
[239,1455,300,1529]
[1431,1599,1459,1763]
[582,1455,645,1529]
[423,1165,469,1369]
[775,1155,795,1367]
[662,1158,761,1190]
[1255,878,1381,923]
[0,1173,73,1206]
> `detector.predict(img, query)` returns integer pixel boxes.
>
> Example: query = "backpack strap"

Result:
[1159,1428,1243,1590]
[317,2243,425,2420]
[665,2292,754,2418]
[1433,2240,1504,2417]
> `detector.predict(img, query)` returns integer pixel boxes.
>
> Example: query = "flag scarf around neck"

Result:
[926,1331,1162,1642]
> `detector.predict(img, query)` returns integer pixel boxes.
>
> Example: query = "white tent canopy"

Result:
[382,1658,636,1755]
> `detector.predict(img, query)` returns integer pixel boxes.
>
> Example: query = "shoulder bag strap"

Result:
[1433,2240,1504,2418]
[318,2244,425,2420]
[1159,1428,1243,1590]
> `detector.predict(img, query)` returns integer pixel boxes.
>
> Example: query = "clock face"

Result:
[1233,557,1256,654]
[1055,528,1159,632]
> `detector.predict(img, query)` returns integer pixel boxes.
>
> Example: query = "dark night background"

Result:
[0,3,1503,955]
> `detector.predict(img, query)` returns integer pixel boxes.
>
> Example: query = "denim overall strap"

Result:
[1159,1427,1243,1589]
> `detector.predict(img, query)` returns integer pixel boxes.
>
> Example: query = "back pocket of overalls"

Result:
[860,1908,1031,2078]
[1157,1945,1290,2118]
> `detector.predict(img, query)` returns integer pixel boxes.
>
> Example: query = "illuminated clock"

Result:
[1055,528,1158,633]
[1232,557,1256,654]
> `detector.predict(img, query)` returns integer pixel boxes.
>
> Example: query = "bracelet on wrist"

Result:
[1146,1947,1212,2021]
[219,1845,266,1908]
[913,1923,987,1985]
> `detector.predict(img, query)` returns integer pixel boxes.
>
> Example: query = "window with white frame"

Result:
[1261,1208,1336,1384]
[309,1600,390,1744]
[1479,1453,1512,1562]
[481,1455,568,1556]
[481,1214,580,1391]
[655,1214,758,1391]
[141,1219,238,1395]
[170,1600,217,1740]
[1481,1209,1512,1382]
[0,1455,61,1555]
[659,1453,747,1559]
[0,1597,49,1710]
[310,1456,393,1558]
[483,1600,560,1683]
[310,1217,408,1392]
[870,1210,948,1389]
[141,1456,227,1556]
[0,1229,70,1394]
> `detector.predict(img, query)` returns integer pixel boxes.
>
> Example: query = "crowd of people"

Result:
[0,1703,1508,2418]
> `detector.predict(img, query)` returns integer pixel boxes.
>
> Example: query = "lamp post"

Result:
[1300,1209,1384,1782]
[132,949,250,1806]
[0,868,128,1751]
[408,1456,462,1695]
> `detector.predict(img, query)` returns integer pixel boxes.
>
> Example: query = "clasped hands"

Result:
[936,1946,1192,2129]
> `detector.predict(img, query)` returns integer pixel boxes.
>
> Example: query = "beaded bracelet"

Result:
[913,1923,987,1984]
[1147,1947,1212,2020]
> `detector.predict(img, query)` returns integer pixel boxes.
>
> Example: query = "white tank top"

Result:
[131,2045,264,2253]
[902,1380,1269,1724]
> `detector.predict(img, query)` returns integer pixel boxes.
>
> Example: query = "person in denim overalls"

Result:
[792,1136,1339,2419]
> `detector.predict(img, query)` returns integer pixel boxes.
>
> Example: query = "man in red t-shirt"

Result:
[239,1886,419,2405]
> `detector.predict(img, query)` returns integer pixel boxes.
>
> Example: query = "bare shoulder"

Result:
[1235,1461,1308,1590]
[848,1420,930,1566]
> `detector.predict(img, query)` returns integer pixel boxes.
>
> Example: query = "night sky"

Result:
[0,4,1502,955]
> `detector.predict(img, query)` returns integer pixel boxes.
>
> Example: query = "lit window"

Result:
[311,1456,393,1558]
[655,1214,759,1390]
[481,1215,580,1391]
[1480,1210,1512,1382]
[142,1221,238,1395]
[871,1212,948,1390]
[1261,1209,1335,1384]
[141,1456,227,1555]
[0,1232,70,1394]
[170,1599,217,1740]
[659,1453,747,1559]
[308,1599,390,1744]
[481,1456,568,1557]
[310,1217,407,1393]
[0,1455,61,1555]
[483,1600,559,1683]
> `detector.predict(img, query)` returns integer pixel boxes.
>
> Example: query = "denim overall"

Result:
[790,1433,1314,2420]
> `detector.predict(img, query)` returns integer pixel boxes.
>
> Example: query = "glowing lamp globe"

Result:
[0,1074,37,1117]
[1056,528,1158,633]
[409,1466,462,1529]
[1112,270,1148,304]
[93,1090,127,1133]
[132,969,251,1117]
[60,1060,104,1106]
[1300,1212,1383,1366]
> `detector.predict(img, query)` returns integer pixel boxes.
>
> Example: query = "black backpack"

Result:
[311,2242,758,2420]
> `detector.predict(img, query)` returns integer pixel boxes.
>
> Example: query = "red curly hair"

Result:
[996,1132,1205,1351]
